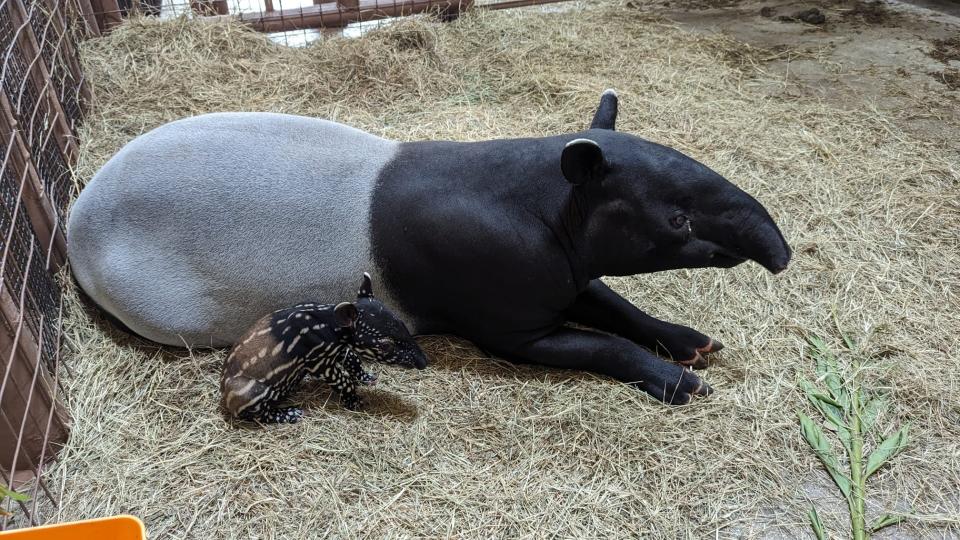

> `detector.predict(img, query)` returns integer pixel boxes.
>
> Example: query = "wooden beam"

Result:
[0,112,67,270]
[0,246,69,486]
[0,71,67,271]
[478,0,571,10]
[73,0,103,36]
[8,0,80,164]
[191,0,229,15]
[235,0,472,32]
[89,0,123,31]
[39,0,93,116]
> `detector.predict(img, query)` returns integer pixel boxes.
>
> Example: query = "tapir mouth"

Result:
[413,354,428,370]
[710,251,746,268]
[398,346,428,370]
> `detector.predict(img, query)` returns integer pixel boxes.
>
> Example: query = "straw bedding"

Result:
[22,1,960,537]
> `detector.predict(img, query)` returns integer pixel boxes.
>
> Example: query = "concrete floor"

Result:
[644,0,959,146]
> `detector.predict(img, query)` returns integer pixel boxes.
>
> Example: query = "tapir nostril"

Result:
[770,259,790,274]
[734,211,792,274]
[765,244,792,274]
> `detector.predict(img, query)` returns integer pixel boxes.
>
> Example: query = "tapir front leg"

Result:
[342,349,379,386]
[499,327,712,404]
[565,280,724,369]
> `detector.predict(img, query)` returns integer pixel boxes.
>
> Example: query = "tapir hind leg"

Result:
[564,280,723,369]
[222,376,304,424]
[496,327,712,405]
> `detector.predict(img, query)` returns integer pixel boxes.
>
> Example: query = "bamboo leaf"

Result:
[808,506,827,540]
[800,381,845,424]
[807,337,847,406]
[865,426,909,478]
[840,331,857,351]
[835,423,852,453]
[0,486,29,502]
[869,513,905,532]
[799,412,851,498]
[860,396,886,435]
[831,311,856,351]
[804,389,852,451]
[812,392,843,409]
[809,393,846,427]
[808,336,830,372]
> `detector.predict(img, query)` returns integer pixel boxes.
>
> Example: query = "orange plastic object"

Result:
[0,515,145,539]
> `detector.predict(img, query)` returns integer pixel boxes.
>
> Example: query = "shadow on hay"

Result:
[416,332,734,385]
[222,385,421,430]
[302,385,419,422]
[73,278,422,423]
[70,276,180,353]
[415,334,629,387]
[71,278,672,413]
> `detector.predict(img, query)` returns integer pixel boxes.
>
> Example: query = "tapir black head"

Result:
[562,89,791,275]
[335,273,428,369]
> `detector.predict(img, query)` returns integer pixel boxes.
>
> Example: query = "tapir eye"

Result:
[669,214,688,229]
[378,338,395,355]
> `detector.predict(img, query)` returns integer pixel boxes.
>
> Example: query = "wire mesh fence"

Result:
[1,0,86,530]
[79,0,573,46]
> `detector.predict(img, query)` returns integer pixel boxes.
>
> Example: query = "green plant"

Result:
[0,486,30,518]
[799,334,910,540]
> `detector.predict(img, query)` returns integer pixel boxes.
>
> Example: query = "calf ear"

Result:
[358,272,374,298]
[334,302,359,328]
[561,138,607,185]
[589,89,618,130]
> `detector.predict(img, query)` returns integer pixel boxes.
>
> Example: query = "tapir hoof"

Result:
[638,364,713,405]
[647,321,724,370]
[678,338,724,370]
[248,406,303,424]
[341,394,365,411]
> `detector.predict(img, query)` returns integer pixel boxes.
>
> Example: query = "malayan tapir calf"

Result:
[67,90,791,404]
[221,273,426,423]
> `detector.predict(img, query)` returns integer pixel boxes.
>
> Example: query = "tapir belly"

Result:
[67,112,409,347]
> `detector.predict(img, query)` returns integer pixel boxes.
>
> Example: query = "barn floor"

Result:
[24,0,960,537]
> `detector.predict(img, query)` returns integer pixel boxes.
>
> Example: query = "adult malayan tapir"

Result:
[68,90,791,405]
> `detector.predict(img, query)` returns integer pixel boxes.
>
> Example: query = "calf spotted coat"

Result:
[220,274,426,423]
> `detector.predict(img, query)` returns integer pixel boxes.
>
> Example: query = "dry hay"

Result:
[18,1,960,537]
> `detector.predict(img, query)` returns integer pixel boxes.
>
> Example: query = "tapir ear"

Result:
[561,138,607,185]
[358,272,374,298]
[334,302,359,328]
[589,88,618,130]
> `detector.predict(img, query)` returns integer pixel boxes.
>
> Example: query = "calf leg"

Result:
[243,405,305,424]
[342,350,378,386]
[222,376,304,424]
[320,363,364,410]
[565,280,723,369]
[495,327,712,404]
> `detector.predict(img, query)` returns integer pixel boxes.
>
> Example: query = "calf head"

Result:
[334,273,428,369]
[563,89,791,276]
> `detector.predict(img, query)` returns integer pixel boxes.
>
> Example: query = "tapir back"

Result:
[68,112,403,347]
